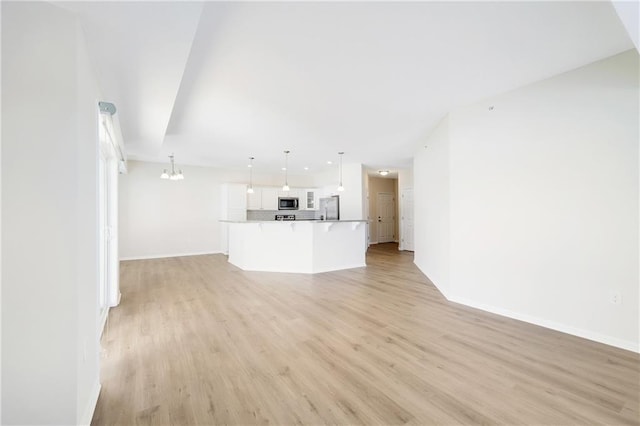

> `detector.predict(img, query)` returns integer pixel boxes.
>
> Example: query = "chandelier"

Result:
[160,154,184,180]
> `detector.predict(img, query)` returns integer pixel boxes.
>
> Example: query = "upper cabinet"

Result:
[261,187,279,210]
[247,186,273,210]
[303,189,318,210]
[221,183,248,216]
[247,189,262,210]
[281,188,303,201]
[247,186,319,210]
[220,183,248,254]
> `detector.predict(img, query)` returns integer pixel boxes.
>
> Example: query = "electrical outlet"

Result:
[609,291,622,305]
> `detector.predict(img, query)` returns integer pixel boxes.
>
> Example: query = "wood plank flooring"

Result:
[92,243,639,425]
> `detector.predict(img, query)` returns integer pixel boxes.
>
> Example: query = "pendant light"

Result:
[337,151,345,191]
[160,154,184,180]
[282,150,290,191]
[247,157,255,194]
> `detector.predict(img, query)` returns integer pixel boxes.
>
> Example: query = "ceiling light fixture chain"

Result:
[160,153,184,180]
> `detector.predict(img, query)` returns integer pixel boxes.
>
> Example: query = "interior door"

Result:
[401,189,414,251]
[377,192,395,243]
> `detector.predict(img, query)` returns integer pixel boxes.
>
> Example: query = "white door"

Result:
[377,192,395,243]
[401,189,414,251]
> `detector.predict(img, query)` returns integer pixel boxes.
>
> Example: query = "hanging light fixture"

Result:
[282,150,290,191]
[247,157,255,194]
[160,154,184,180]
[337,151,345,191]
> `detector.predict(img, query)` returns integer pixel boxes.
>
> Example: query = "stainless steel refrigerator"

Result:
[319,195,340,220]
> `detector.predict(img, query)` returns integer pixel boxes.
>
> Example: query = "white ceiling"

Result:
[60,1,633,175]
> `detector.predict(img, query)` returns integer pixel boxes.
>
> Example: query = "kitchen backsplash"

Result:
[247,210,320,221]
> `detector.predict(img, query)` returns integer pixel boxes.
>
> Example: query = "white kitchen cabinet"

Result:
[278,188,301,198]
[225,184,247,211]
[247,188,262,210]
[261,187,279,210]
[220,183,247,254]
[303,189,319,210]
[247,186,274,210]
[281,188,303,202]
[246,186,312,210]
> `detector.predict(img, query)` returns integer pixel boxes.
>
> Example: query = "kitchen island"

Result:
[221,220,367,273]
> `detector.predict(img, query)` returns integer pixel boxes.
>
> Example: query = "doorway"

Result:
[367,176,398,245]
[98,112,121,334]
[377,192,395,243]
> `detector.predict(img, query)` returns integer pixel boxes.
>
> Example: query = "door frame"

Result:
[98,113,121,335]
[400,188,414,251]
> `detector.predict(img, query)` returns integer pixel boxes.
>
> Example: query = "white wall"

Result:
[119,161,223,259]
[397,167,414,251]
[75,17,102,425]
[340,163,365,220]
[398,168,413,192]
[414,116,451,295]
[2,2,101,424]
[119,161,318,259]
[414,50,639,351]
[612,1,639,52]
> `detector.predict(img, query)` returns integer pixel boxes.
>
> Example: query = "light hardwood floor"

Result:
[93,243,639,425]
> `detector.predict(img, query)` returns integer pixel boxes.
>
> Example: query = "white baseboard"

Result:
[448,294,639,353]
[415,261,639,354]
[312,263,367,274]
[120,251,222,261]
[80,381,101,426]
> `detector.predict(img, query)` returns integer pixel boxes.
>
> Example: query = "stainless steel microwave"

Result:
[278,197,299,210]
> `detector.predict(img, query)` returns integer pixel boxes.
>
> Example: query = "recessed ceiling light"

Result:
[327,161,333,165]
[304,167,309,171]
[281,167,287,171]
[378,170,389,176]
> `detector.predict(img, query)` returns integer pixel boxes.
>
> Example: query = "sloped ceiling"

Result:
[62,1,634,174]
